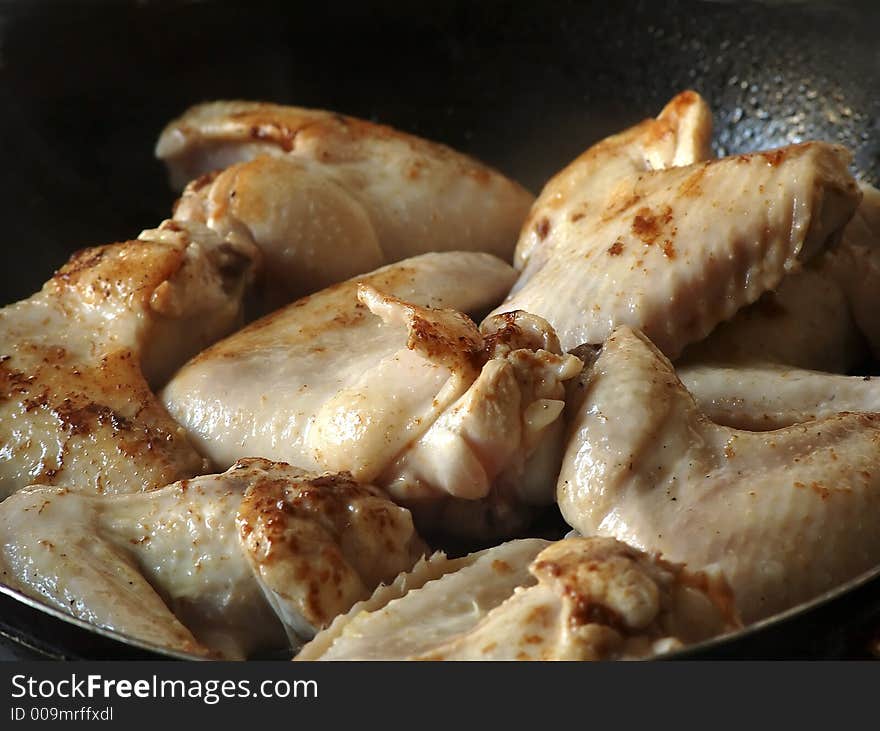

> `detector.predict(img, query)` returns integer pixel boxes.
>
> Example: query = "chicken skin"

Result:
[679,363,880,431]
[558,327,880,622]
[159,101,534,311]
[297,536,739,661]
[817,182,880,359]
[679,184,880,372]
[492,93,860,357]
[0,459,426,658]
[2,89,876,663]
[512,90,713,272]
[162,253,581,540]
[0,220,257,499]
[678,267,866,373]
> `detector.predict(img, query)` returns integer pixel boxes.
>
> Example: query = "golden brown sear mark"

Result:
[534,217,551,241]
[631,205,674,246]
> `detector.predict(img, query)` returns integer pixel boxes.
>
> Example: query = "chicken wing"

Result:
[492,97,860,357]
[817,182,880,358]
[0,220,257,499]
[679,363,880,431]
[679,184,880,371]
[0,459,426,659]
[514,90,713,271]
[158,101,534,310]
[161,254,581,539]
[677,267,866,372]
[558,327,880,622]
[297,536,739,660]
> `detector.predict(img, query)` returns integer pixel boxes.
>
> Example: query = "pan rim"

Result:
[3,556,880,661]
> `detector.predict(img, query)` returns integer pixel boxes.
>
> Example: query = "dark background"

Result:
[0,0,878,303]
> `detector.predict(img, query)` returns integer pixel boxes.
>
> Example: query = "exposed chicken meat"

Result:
[158,101,534,310]
[162,254,580,540]
[0,459,426,659]
[558,326,880,622]
[492,108,860,357]
[680,363,880,431]
[296,536,739,660]
[0,220,258,500]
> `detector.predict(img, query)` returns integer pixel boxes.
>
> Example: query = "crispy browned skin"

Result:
[0,221,257,499]
[161,253,517,472]
[162,253,581,542]
[237,467,428,634]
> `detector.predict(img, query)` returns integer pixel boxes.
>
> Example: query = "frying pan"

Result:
[1,0,879,660]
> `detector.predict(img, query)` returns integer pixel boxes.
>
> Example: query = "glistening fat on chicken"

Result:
[2,88,877,662]
[0,96,537,503]
[158,101,535,312]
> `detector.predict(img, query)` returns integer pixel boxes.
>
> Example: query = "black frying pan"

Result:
[1,0,879,660]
